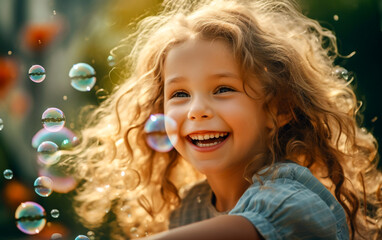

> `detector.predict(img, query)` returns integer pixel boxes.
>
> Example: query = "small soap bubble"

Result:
[50,233,63,240]
[50,209,59,218]
[87,231,95,240]
[144,114,178,152]
[333,14,339,21]
[53,10,56,15]
[63,95,67,101]
[75,235,90,240]
[333,67,349,80]
[15,201,46,235]
[3,169,13,179]
[28,65,46,83]
[37,141,60,165]
[8,50,12,55]
[69,63,96,91]
[0,118,3,131]
[95,88,109,102]
[34,176,53,197]
[107,55,115,67]
[42,108,65,132]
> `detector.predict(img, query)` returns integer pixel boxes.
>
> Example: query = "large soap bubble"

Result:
[28,65,46,83]
[37,141,61,165]
[41,108,65,132]
[144,114,178,152]
[15,201,46,235]
[69,63,96,91]
[34,176,53,197]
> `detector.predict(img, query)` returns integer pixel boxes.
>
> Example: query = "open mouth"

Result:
[187,132,229,147]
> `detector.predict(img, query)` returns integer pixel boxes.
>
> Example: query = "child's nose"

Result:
[187,97,213,120]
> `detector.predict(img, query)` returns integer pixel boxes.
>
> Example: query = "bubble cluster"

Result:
[69,63,96,91]
[37,141,61,165]
[50,209,60,218]
[28,65,46,83]
[34,176,53,197]
[75,235,90,240]
[15,201,46,235]
[3,169,13,179]
[144,114,178,152]
[32,127,79,150]
[41,108,65,132]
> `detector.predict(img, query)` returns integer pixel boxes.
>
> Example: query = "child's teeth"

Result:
[189,132,228,140]
[196,141,220,147]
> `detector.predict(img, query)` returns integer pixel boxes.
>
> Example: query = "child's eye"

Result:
[215,86,235,94]
[171,91,189,98]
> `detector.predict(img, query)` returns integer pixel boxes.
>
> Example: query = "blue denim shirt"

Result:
[228,162,349,240]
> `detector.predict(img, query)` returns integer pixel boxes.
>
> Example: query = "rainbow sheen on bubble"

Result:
[37,141,60,165]
[3,169,13,179]
[69,63,96,91]
[15,201,46,235]
[75,235,90,240]
[28,65,46,83]
[34,176,53,197]
[144,114,178,152]
[42,108,65,132]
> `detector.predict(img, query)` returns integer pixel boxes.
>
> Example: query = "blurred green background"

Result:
[0,0,380,239]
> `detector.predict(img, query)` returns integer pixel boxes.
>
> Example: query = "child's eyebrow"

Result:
[165,72,240,86]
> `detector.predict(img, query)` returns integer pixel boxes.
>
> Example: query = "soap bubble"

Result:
[42,108,65,132]
[50,209,59,218]
[28,65,46,83]
[87,231,95,240]
[333,67,349,80]
[95,88,109,102]
[0,118,3,131]
[15,201,46,235]
[37,141,61,165]
[34,176,53,197]
[51,233,63,239]
[69,63,96,91]
[144,114,178,152]
[107,55,115,67]
[75,235,90,240]
[3,169,13,179]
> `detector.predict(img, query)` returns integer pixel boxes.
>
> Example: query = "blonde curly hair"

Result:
[61,0,381,239]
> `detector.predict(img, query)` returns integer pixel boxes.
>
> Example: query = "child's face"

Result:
[163,38,271,176]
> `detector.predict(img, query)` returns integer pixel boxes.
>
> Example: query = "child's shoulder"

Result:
[229,161,349,239]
